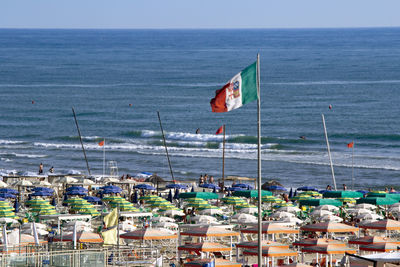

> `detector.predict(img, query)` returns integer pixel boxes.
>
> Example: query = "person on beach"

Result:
[390,187,396,192]
[38,163,44,174]
[198,175,204,185]
[326,185,332,190]
[209,176,214,184]
[49,166,54,173]
[343,184,347,191]
[204,174,208,182]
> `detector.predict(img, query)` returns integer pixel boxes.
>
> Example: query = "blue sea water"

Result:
[1,28,400,189]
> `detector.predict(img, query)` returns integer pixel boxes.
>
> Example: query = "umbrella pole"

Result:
[157,111,175,181]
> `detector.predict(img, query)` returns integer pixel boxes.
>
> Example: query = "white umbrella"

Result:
[356,213,383,221]
[56,177,78,183]
[231,213,257,224]
[2,225,8,252]
[32,222,40,246]
[389,206,400,213]
[310,210,333,217]
[318,214,343,222]
[189,215,217,224]
[237,207,258,214]
[355,203,377,210]
[271,211,295,219]
[13,179,33,186]
[119,221,137,232]
[0,218,17,224]
[82,179,95,185]
[103,177,120,183]
[314,205,339,211]
[0,180,8,188]
[277,206,301,213]
[159,209,185,217]
[349,208,373,216]
[281,217,304,224]
[34,180,51,186]
[153,222,179,229]
[197,208,223,215]
[21,227,49,236]
[151,216,175,223]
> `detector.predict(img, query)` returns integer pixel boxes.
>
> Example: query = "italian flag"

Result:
[210,61,258,112]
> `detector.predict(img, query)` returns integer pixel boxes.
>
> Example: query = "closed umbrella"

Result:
[173,188,180,199]
[167,189,173,203]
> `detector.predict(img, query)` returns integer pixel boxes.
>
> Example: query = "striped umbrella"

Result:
[359,219,400,230]
[178,242,231,252]
[180,226,239,238]
[290,195,312,201]
[293,238,345,247]
[301,222,359,233]
[301,245,356,255]
[139,195,159,201]
[102,196,123,202]
[241,223,299,234]
[237,240,289,249]
[64,198,88,204]
[300,191,322,197]
[186,198,208,204]
[222,197,246,205]
[120,228,177,240]
[243,247,298,257]
[337,197,356,204]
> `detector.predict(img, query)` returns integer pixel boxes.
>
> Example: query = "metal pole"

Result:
[352,142,354,190]
[72,107,91,176]
[103,138,105,178]
[256,53,263,267]
[157,111,175,180]
[222,124,226,188]
[321,114,337,190]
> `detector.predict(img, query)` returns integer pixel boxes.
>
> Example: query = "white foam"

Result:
[0,158,12,162]
[140,130,240,142]
[222,143,278,150]
[0,152,47,159]
[0,140,25,145]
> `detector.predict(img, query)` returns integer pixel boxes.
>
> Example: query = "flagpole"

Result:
[157,111,175,181]
[352,142,354,190]
[72,107,91,176]
[222,124,226,188]
[321,114,337,190]
[103,138,105,179]
[256,53,262,267]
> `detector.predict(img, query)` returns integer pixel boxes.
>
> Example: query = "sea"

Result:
[1,28,400,190]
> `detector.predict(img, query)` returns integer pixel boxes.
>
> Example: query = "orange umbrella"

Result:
[237,240,289,249]
[178,242,231,252]
[359,219,400,230]
[180,226,239,237]
[241,223,299,234]
[184,258,242,267]
[348,236,400,245]
[54,231,103,243]
[359,243,400,252]
[301,244,356,255]
[120,228,177,240]
[300,222,359,233]
[292,238,345,247]
[243,247,298,257]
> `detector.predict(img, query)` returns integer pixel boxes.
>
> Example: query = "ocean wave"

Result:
[0,152,47,159]
[0,158,12,162]
[0,140,26,145]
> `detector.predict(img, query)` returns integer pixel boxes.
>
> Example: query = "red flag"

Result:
[215,126,224,135]
[98,140,104,146]
[347,141,354,148]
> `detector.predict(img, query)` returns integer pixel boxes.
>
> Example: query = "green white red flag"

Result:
[210,62,258,112]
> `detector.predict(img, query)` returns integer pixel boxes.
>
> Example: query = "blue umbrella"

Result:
[0,188,18,195]
[265,185,287,191]
[134,184,156,190]
[166,184,188,189]
[288,188,293,199]
[226,187,245,191]
[31,191,53,197]
[131,191,138,204]
[357,190,369,195]
[83,196,101,202]
[173,188,179,199]
[233,183,254,189]
[297,186,318,191]
[66,190,87,196]
[101,185,121,191]
[14,199,19,212]
[0,193,16,199]
[67,186,88,192]
[51,198,57,206]
[212,187,216,193]
[319,190,329,194]
[191,187,194,192]
[293,190,297,197]
[103,188,122,194]
[34,187,54,193]
[63,194,68,206]
[201,184,221,190]
[167,189,173,203]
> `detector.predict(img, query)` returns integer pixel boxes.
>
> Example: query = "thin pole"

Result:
[222,124,226,188]
[103,138,105,178]
[321,114,336,190]
[256,53,262,267]
[72,107,91,176]
[352,142,354,190]
[157,111,175,180]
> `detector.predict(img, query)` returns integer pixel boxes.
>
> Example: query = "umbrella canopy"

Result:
[293,238,345,247]
[54,231,103,243]
[271,211,296,219]
[357,197,397,206]
[302,245,356,255]
[178,242,231,252]
[277,206,301,213]
[180,192,219,199]
[356,213,383,221]
[233,190,272,198]
[323,191,363,198]
[310,210,333,217]
[243,247,298,257]
[318,215,343,223]
[297,186,318,192]
[359,219,400,230]
[301,222,359,233]
[184,258,242,267]
[30,191,53,197]
[314,205,339,211]
[83,196,101,203]
[349,236,400,245]
[14,179,33,186]
[231,213,257,223]
[145,174,165,184]
[237,240,289,249]
[241,223,299,234]
[166,184,188,189]
[181,226,239,237]
[67,186,88,192]
[120,228,177,240]
[0,193,16,199]
[0,188,18,194]
[198,208,223,216]
[0,181,8,188]
[264,185,287,192]
[299,191,322,198]
[355,203,377,210]
[299,199,342,207]
[134,184,156,190]
[160,209,185,217]
[221,196,246,205]
[359,243,399,253]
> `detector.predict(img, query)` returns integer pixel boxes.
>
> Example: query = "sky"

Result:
[1,0,400,29]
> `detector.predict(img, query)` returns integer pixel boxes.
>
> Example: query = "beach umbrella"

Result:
[271,211,295,219]
[323,191,363,199]
[180,192,219,199]
[237,240,289,249]
[293,190,297,197]
[56,177,78,183]
[301,244,356,255]
[237,207,258,214]
[173,188,179,200]
[26,198,48,205]
[167,189,173,203]
[233,190,272,198]
[357,190,369,195]
[301,222,359,233]
[102,188,122,194]
[201,183,221,190]
[78,210,100,216]
[359,243,400,253]
[291,195,312,201]
[318,214,343,223]
[134,184,156,190]
[299,198,342,207]
[138,195,158,201]
[0,218,17,224]
[310,210,333,217]
[233,183,253,189]
[102,195,123,202]
[300,191,322,197]
[186,197,208,204]
[348,236,400,245]
[357,197,397,206]
[293,238,345,247]
[120,228,177,240]
[67,186,88,192]
[242,224,299,235]
[349,208,373,216]
[264,185,287,192]
[356,213,383,221]
[189,215,218,224]
[277,206,301,213]
[359,219,400,230]
[30,191,53,197]
[198,208,223,216]
[314,205,339,211]
[83,196,101,203]
[231,213,257,224]
[222,196,246,205]
[184,258,242,267]
[0,193,16,199]
[178,242,231,253]
[243,247,298,257]
[181,226,239,238]
[337,197,356,204]
[13,199,19,213]
[166,184,188,189]
[160,209,185,217]
[226,187,245,192]
[0,188,18,195]
[14,179,33,186]
[297,186,318,192]
[288,188,293,199]
[0,181,8,188]
[54,231,103,243]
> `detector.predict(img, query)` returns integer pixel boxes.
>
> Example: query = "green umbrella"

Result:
[198,205,220,210]
[299,198,342,207]
[323,191,363,198]
[40,210,58,215]
[78,210,100,216]
[0,201,12,207]
[119,206,139,212]
[139,195,159,201]
[337,197,356,204]
[222,197,247,205]
[299,191,322,197]
[236,204,257,209]
[291,195,312,201]
[186,198,208,204]
[0,206,13,211]
[357,197,397,206]
[64,198,88,204]
[102,196,123,202]
[186,202,210,208]
[233,190,272,198]
[179,192,219,199]
[26,199,48,205]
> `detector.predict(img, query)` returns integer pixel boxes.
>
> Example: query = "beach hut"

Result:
[300,222,359,234]
[243,247,298,267]
[348,236,400,245]
[178,242,232,260]
[301,245,356,267]
[359,243,400,253]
